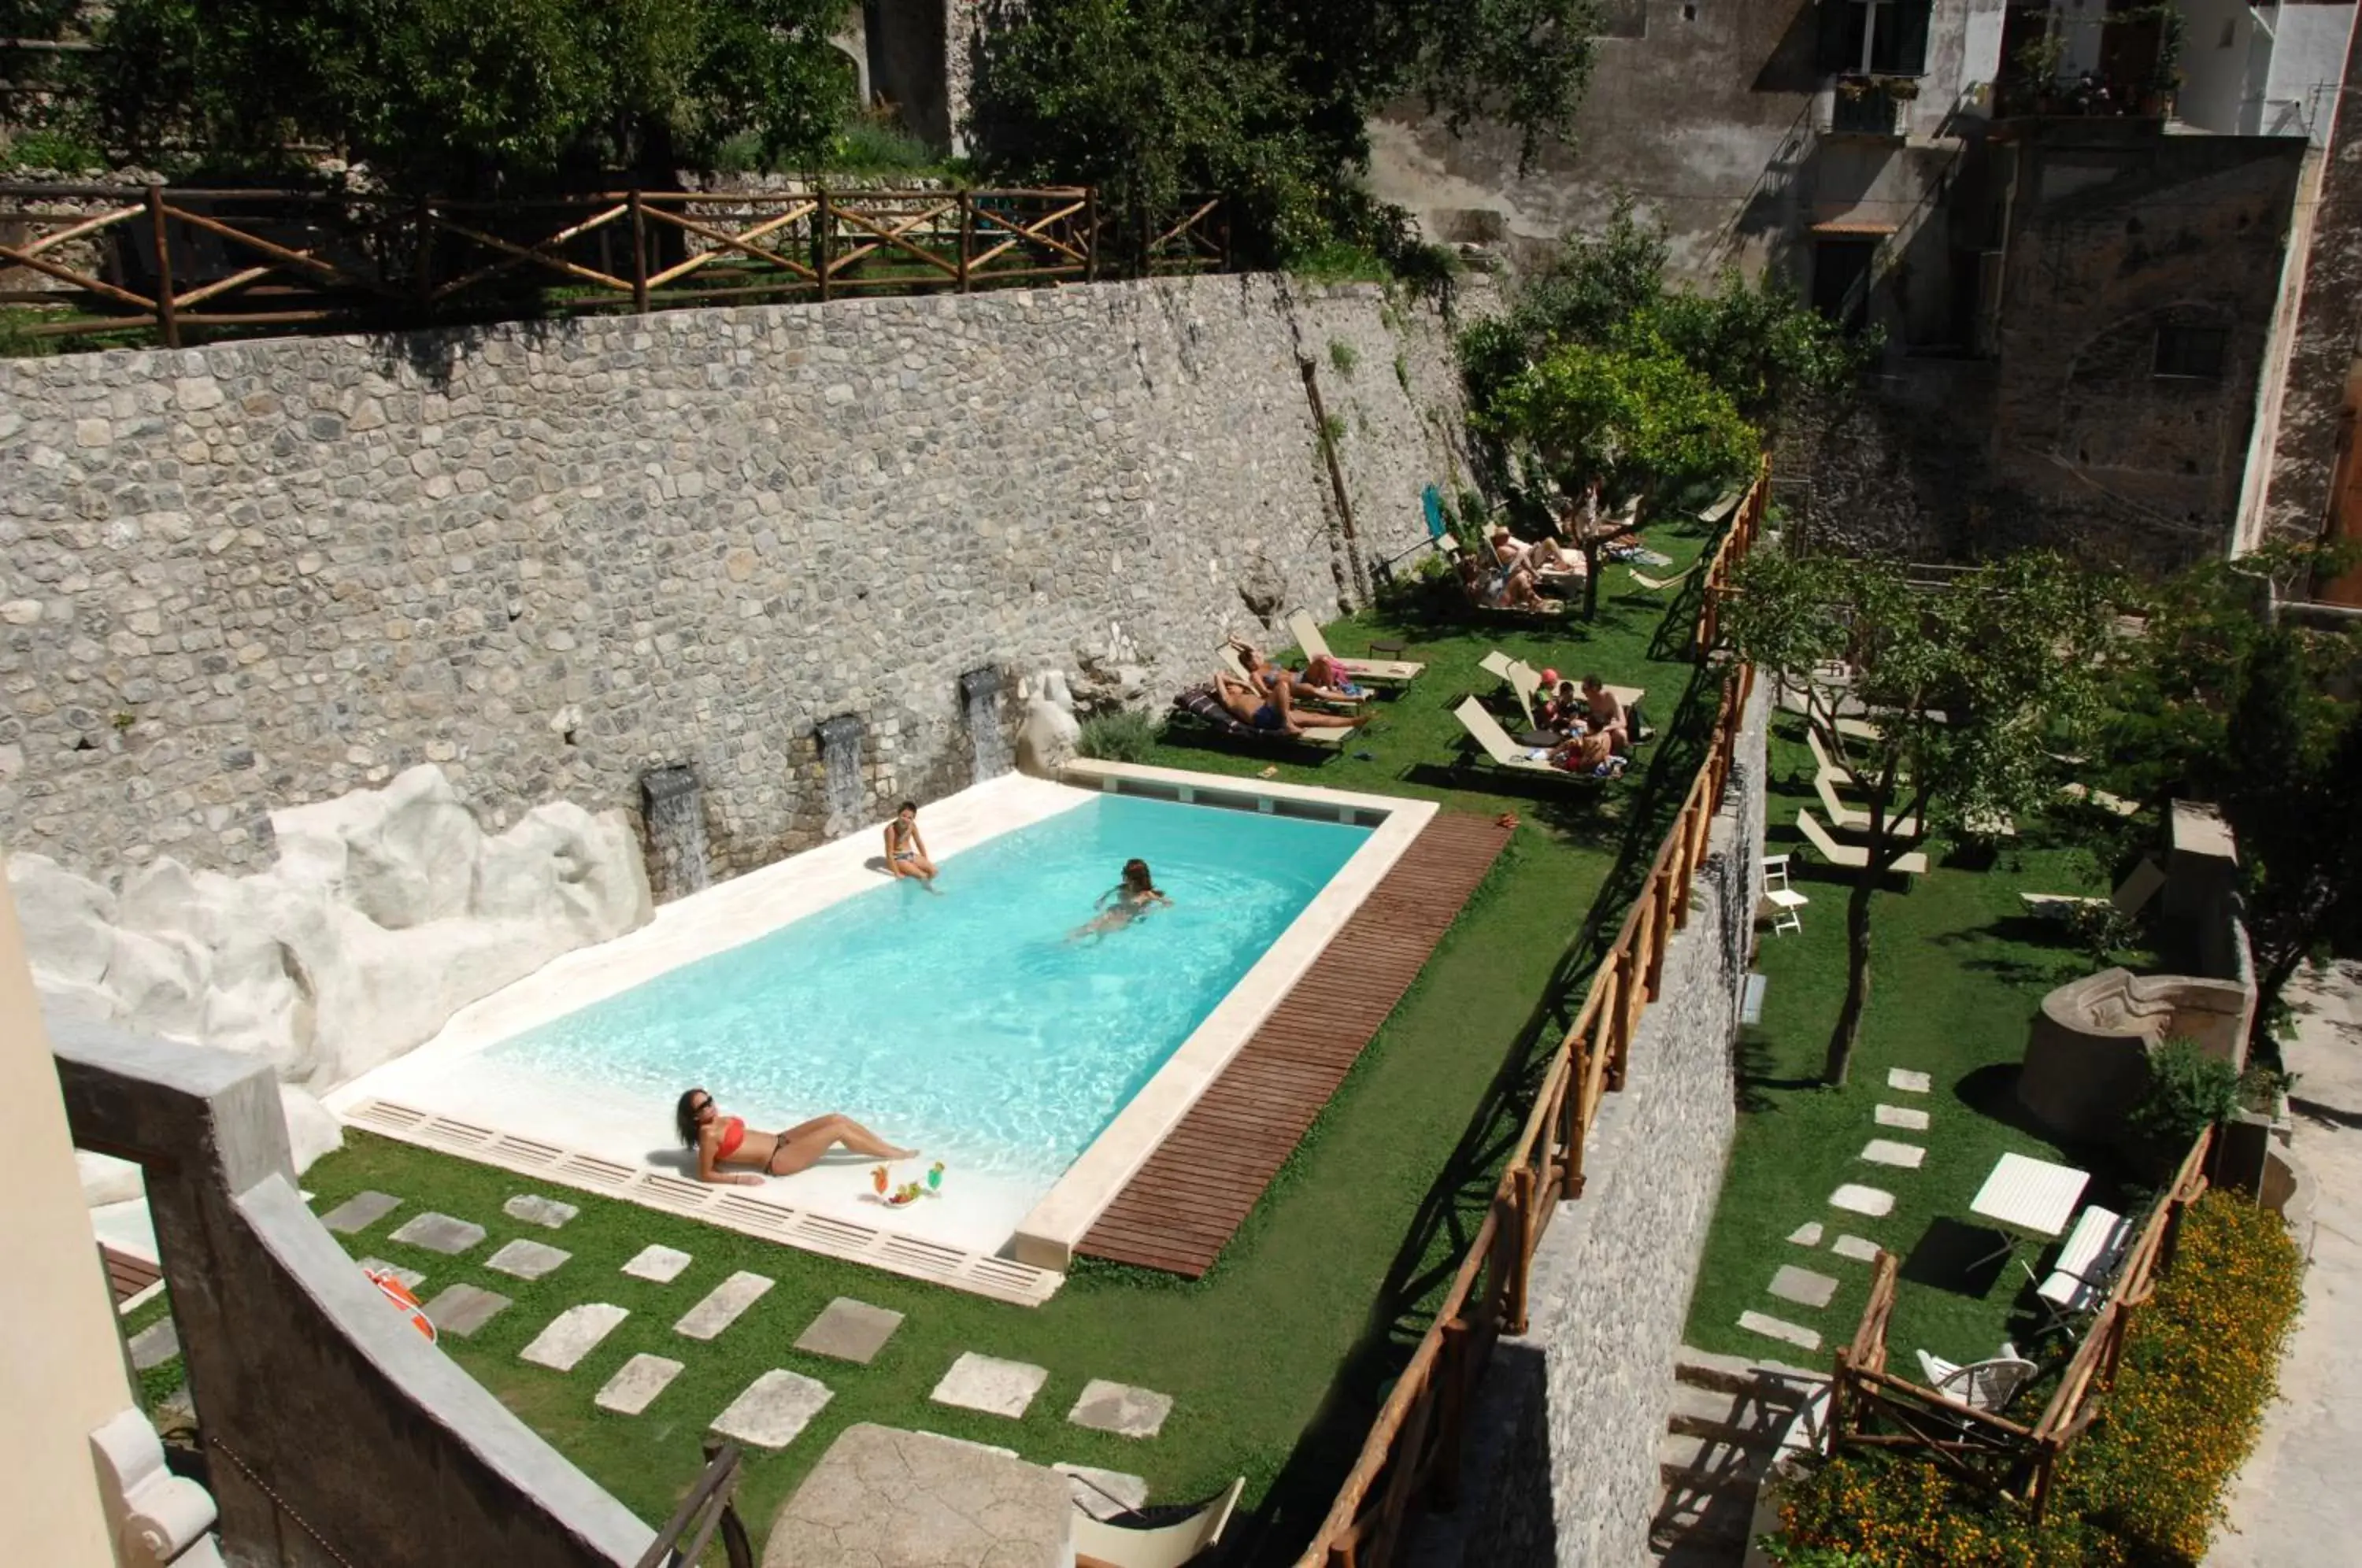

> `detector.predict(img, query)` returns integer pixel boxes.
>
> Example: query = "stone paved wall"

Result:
[0,272,1475,888]
[1412,678,1769,1568]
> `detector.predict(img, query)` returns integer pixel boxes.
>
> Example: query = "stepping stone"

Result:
[521,1304,628,1372]
[1833,1234,1882,1263]
[320,1192,401,1235]
[622,1244,693,1283]
[920,1431,1020,1460]
[128,1318,180,1370]
[711,1370,834,1450]
[674,1271,773,1341]
[1056,1463,1149,1522]
[357,1258,424,1292]
[423,1283,511,1339]
[1768,1265,1840,1310]
[1875,1104,1931,1131]
[1860,1139,1927,1170]
[1786,1222,1825,1248]
[1830,1184,1894,1217]
[930,1352,1049,1419]
[388,1212,485,1256]
[502,1194,579,1230]
[485,1239,572,1281]
[1068,1379,1173,1439]
[595,1354,684,1416]
[794,1297,904,1366]
[1886,1068,1932,1094]
[1738,1311,1822,1352]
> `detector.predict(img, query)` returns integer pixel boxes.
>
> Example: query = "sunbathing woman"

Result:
[1457,553,1549,612]
[677,1089,914,1187]
[1489,525,1577,577]
[1231,640,1365,706]
[1213,670,1369,737]
[1071,856,1173,940]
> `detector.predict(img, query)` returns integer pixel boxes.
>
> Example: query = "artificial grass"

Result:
[1683,714,2158,1370]
[291,525,1724,1565]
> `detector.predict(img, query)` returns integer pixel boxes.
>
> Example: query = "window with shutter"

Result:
[1819,0,1868,71]
[1873,0,1934,75]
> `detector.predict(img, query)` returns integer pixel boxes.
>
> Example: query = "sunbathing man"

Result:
[1549,727,1627,779]
[1457,553,1549,613]
[1490,525,1578,578]
[1231,640,1365,706]
[1581,675,1646,754]
[1213,670,1369,737]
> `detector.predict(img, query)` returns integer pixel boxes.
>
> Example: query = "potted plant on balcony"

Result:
[2011,32,2068,115]
[1879,76,1921,102]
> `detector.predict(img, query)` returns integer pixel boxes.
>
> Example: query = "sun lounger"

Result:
[1813,771,1920,838]
[1168,684,1344,751]
[1628,562,1701,591]
[1074,1477,1243,1568]
[2023,1205,2134,1331]
[1287,609,1423,686]
[1222,644,1361,710]
[1795,808,1927,875]
[2059,782,2142,818]
[2021,856,2164,920]
[1451,698,1623,784]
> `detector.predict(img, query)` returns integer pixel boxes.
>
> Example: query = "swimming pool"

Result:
[335,767,1432,1287]
[485,792,1368,1193]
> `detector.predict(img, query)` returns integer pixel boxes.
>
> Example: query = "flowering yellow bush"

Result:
[1775,1191,2304,1567]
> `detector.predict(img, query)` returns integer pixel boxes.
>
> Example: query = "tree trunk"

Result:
[1827,861,1879,1084]
[1582,542,1601,619]
[2247,943,2308,1061]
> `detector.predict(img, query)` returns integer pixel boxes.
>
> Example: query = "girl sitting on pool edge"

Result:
[676,1089,915,1186]
[883,801,939,889]
[1070,857,1172,941]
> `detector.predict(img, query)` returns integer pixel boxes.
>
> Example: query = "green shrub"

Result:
[1076,709,1157,763]
[2064,900,2141,964]
[830,111,942,175]
[1775,1190,2305,1566]
[3,128,105,172]
[2127,1037,2240,1147]
[1327,338,1360,375]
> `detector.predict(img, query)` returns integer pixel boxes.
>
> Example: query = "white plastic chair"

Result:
[1915,1344,2037,1415]
[1763,854,1809,936]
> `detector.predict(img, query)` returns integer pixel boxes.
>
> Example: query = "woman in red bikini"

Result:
[676,1089,914,1186]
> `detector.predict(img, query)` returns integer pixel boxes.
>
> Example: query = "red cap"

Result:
[1541,668,1560,687]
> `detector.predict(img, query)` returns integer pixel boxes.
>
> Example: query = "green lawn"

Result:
[286,523,1727,1564]
[1683,714,2157,1373]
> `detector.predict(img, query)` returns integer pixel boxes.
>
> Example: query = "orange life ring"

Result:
[365,1267,438,1344]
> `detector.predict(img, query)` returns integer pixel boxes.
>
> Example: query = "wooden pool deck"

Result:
[1077,811,1514,1278]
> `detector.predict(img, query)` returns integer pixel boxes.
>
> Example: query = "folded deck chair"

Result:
[2021,856,2164,920]
[1478,649,1540,729]
[1628,561,1701,591]
[1795,808,1927,875]
[1168,684,1344,751]
[1286,609,1423,686]
[1812,771,1920,838]
[1074,1477,1244,1568]
[1451,698,1623,783]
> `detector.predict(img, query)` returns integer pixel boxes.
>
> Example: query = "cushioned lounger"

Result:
[1169,684,1344,750]
[1286,610,1423,685]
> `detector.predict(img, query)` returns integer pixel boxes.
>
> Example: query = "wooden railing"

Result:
[0,183,1229,348]
[635,1439,755,1568]
[1694,462,1768,656]
[1298,482,1766,1567]
[1828,1128,2215,1522]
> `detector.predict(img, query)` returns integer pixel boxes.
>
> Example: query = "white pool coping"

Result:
[327,764,1431,1292]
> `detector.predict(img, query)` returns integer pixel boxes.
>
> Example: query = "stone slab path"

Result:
[2212,962,2362,1568]
[129,1319,180,1370]
[1832,1234,1880,1263]
[486,1239,571,1281]
[675,1271,772,1341]
[1786,1221,1823,1247]
[503,1194,579,1230]
[389,1212,485,1255]
[1875,1104,1930,1131]
[931,1352,1048,1418]
[1737,1310,1820,1352]
[1067,1379,1172,1439]
[1886,1068,1931,1093]
[320,1192,401,1234]
[794,1298,903,1366]
[595,1354,684,1416]
[621,1244,692,1283]
[1829,1183,1894,1216]
[1768,1266,1838,1310]
[521,1304,628,1371]
[1860,1138,1926,1169]
[712,1369,833,1449]
[422,1283,510,1338]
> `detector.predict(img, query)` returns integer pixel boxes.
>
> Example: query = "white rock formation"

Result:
[1015,671,1083,778]
[15,766,653,1175]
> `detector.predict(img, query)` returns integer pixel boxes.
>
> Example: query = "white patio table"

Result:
[1967,1151,2090,1274]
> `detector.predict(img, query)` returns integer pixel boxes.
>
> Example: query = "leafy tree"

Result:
[1724,549,2116,1085]
[1633,271,1871,427]
[80,0,854,193]
[972,0,1602,265]
[1486,341,1757,616]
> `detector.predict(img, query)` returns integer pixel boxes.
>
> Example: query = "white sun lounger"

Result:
[1073,1477,1244,1568]
[1287,609,1423,685]
[1452,698,1622,784]
[1796,808,1927,875]
[1813,771,1920,838]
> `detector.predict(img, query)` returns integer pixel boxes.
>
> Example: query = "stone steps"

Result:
[1646,1348,1827,1566]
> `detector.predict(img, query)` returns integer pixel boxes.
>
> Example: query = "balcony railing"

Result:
[1830,80,1905,137]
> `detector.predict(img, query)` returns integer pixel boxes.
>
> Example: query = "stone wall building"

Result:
[0,273,1476,891]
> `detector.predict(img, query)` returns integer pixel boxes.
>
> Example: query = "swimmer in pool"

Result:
[1069,857,1172,941]
[677,1089,915,1186]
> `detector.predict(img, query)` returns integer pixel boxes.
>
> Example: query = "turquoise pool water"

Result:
[485,794,1370,1189]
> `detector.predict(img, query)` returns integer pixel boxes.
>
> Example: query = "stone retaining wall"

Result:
[0,272,1478,887]
[1412,678,1769,1568]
